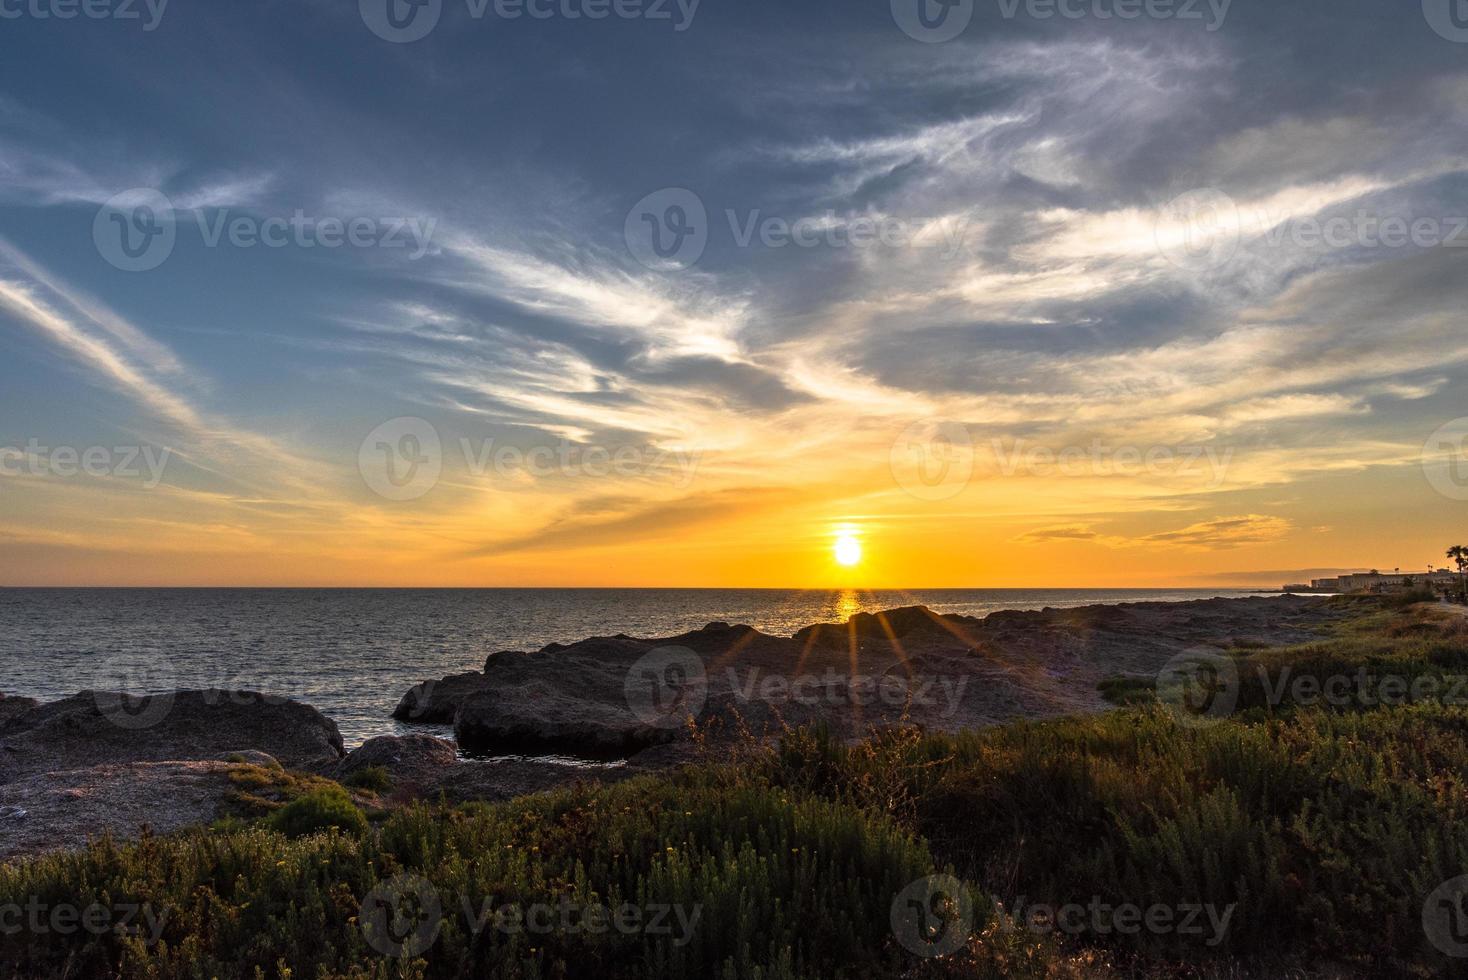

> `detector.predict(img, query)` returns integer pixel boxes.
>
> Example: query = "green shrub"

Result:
[264,785,370,839]
[756,704,1468,975]
[0,777,937,980]
[343,765,393,793]
[1383,586,1439,610]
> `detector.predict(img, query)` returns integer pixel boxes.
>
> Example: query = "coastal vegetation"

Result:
[2,596,1466,978]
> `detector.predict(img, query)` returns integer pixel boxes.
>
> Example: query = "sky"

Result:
[1,0,1467,587]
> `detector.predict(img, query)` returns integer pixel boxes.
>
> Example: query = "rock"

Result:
[220,750,283,769]
[0,690,345,784]
[483,650,527,671]
[392,672,493,723]
[0,761,244,861]
[455,684,679,759]
[335,735,457,790]
[394,596,1346,763]
[0,694,38,728]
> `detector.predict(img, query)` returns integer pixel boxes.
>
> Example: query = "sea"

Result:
[0,587,1261,747]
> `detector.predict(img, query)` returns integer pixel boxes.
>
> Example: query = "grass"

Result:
[2,596,1465,978]
[0,777,937,980]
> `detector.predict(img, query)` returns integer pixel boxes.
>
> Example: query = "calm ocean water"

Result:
[0,588,1258,746]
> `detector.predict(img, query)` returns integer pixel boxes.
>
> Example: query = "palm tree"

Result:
[1448,546,1468,603]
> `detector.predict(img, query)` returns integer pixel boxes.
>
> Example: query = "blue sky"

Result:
[2,0,1468,586]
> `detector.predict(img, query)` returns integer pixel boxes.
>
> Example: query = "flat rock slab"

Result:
[0,761,241,862]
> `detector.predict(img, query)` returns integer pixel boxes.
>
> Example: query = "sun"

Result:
[834,533,862,567]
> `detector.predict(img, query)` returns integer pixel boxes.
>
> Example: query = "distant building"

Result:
[1302,571,1458,593]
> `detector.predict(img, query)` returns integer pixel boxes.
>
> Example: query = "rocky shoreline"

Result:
[396,593,1343,759]
[0,595,1342,860]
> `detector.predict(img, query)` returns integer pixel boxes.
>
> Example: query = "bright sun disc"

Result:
[834,534,862,567]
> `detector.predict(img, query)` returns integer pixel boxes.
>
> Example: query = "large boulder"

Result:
[0,690,345,784]
[335,734,457,791]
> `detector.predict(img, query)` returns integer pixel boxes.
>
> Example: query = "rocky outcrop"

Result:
[335,734,457,791]
[0,691,357,861]
[397,596,1345,761]
[392,672,494,723]
[0,689,346,784]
